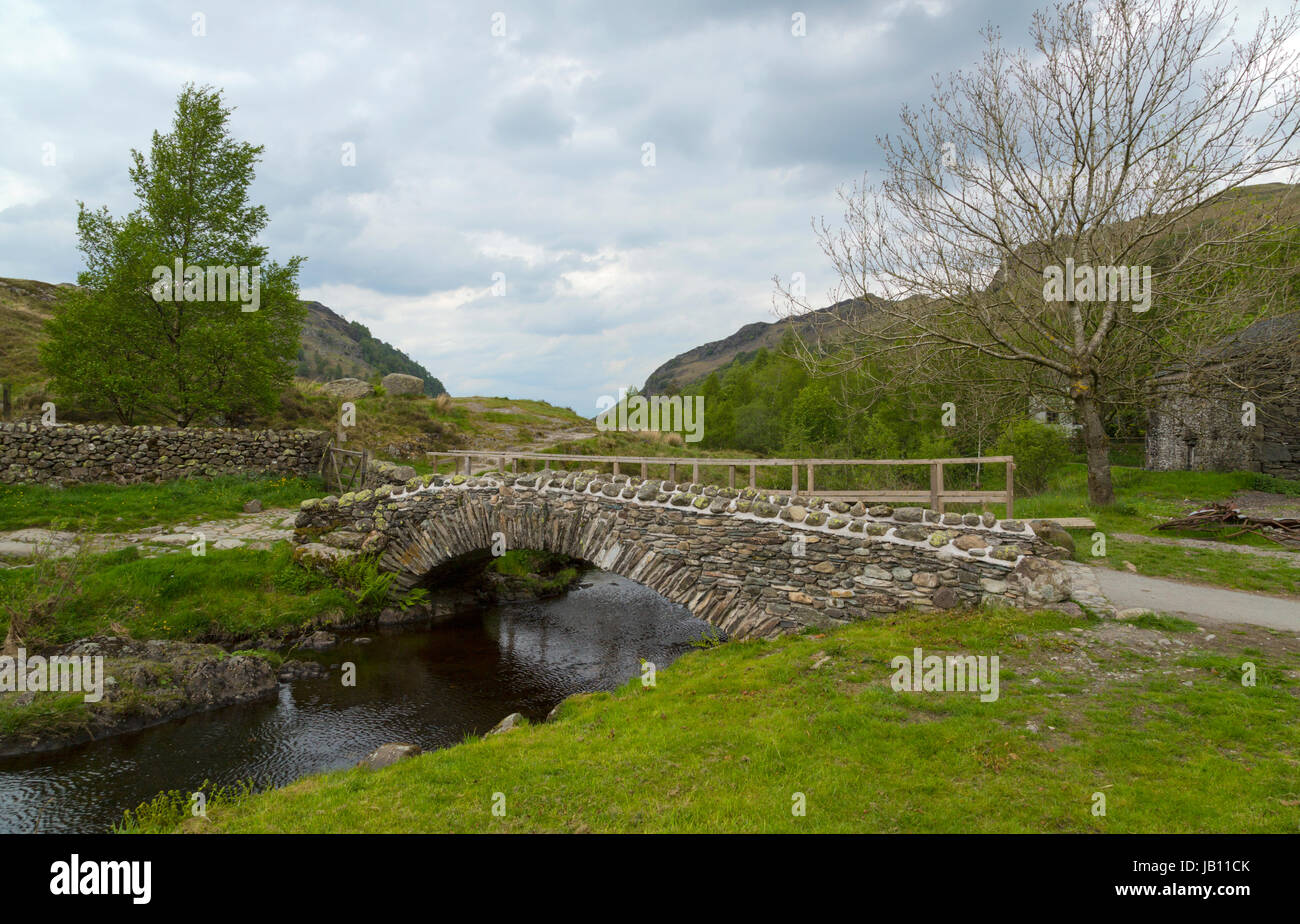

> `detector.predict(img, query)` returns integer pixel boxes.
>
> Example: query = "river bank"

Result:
[0,543,583,758]
[0,570,713,832]
[146,604,1300,834]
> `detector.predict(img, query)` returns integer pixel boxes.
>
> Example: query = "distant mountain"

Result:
[642,183,1300,395]
[640,298,871,394]
[295,300,446,396]
[0,278,446,398]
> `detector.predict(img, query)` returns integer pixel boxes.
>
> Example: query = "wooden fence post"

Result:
[749,464,756,489]
[790,464,798,493]
[692,462,700,484]
[806,463,815,496]
[728,465,735,489]
[929,462,944,513]
[1006,461,1015,518]
[641,461,648,479]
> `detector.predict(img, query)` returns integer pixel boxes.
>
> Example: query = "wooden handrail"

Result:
[433,450,1014,466]
[427,449,1016,516]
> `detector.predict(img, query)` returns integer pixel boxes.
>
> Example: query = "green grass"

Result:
[486,549,581,595]
[1013,464,1287,540]
[140,605,1300,834]
[0,473,324,533]
[0,543,355,647]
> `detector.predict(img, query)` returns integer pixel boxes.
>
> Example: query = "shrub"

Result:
[993,418,1070,494]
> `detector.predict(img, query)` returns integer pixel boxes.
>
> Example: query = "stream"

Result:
[0,569,714,833]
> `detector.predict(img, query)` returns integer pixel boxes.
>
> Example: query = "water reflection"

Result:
[0,570,713,833]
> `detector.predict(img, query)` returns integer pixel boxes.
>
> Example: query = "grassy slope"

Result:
[0,474,323,533]
[0,543,357,649]
[145,605,1300,834]
[0,278,64,392]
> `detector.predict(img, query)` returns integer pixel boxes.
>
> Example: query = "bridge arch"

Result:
[376,490,763,634]
[293,469,1074,639]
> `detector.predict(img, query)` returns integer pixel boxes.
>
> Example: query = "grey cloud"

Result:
[0,0,1067,411]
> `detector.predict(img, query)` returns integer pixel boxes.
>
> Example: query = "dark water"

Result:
[0,570,713,833]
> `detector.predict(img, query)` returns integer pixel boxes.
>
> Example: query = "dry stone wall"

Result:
[294,467,1075,639]
[0,421,328,485]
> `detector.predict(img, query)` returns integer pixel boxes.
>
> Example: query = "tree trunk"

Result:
[1073,388,1115,506]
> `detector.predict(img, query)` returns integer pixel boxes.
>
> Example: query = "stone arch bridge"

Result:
[293,468,1074,639]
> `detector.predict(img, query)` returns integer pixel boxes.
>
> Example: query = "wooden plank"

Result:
[1045,516,1095,528]
[816,491,931,500]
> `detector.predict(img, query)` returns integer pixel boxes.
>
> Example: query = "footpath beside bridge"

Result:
[294,466,1077,639]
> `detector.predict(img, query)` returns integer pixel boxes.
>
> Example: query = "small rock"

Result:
[243,498,263,513]
[277,659,326,682]
[486,712,525,736]
[358,742,422,770]
[296,630,337,651]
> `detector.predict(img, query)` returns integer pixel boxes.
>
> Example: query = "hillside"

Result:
[295,300,445,397]
[641,182,1300,395]
[640,297,871,394]
[0,277,445,403]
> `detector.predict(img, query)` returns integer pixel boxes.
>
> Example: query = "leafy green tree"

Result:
[994,419,1071,493]
[42,84,304,426]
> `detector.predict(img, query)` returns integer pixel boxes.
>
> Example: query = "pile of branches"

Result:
[1154,502,1300,545]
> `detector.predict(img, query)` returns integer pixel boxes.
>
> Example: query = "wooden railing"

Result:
[430,450,1016,516]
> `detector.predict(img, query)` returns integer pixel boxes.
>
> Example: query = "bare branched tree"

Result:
[777,0,1300,504]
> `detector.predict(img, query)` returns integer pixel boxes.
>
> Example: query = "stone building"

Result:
[1146,314,1300,477]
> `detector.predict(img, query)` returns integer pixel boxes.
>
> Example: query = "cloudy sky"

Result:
[0,0,1270,413]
